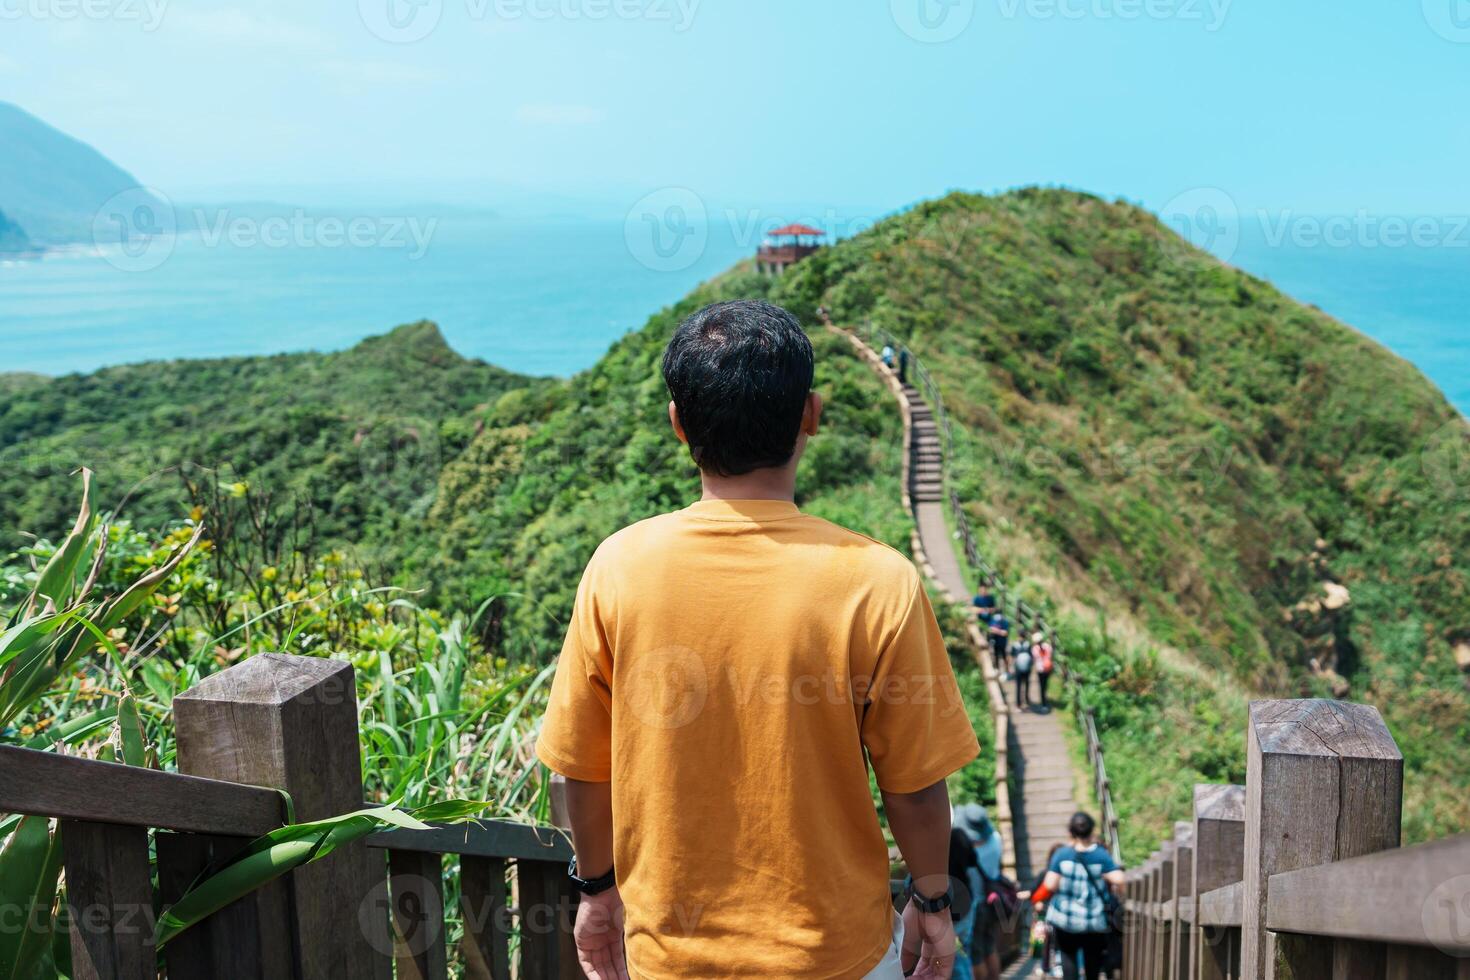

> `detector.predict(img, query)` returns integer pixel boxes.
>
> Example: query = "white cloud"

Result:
[515,103,604,126]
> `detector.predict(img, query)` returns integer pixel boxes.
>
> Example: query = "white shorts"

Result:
[861,912,906,979]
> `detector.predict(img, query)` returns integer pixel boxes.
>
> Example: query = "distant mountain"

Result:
[0,102,167,246]
[0,208,30,253]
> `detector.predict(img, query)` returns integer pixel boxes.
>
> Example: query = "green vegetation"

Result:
[771,188,1470,846]
[6,184,1465,889]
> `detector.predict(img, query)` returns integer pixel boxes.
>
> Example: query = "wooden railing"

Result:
[1122,699,1470,979]
[857,321,1124,864]
[0,653,577,980]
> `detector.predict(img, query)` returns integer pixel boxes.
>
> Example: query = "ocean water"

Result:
[0,213,1465,415]
[0,213,754,380]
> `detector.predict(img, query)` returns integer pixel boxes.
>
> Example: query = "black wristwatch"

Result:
[907,881,953,914]
[567,857,617,895]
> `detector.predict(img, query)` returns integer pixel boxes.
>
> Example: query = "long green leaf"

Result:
[0,816,64,980]
[154,805,433,948]
[32,470,95,612]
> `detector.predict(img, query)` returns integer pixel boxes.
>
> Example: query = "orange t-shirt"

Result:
[536,499,980,979]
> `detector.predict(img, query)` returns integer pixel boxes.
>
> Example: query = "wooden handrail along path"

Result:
[0,653,578,980]
[1121,700,1470,980]
[831,318,1470,980]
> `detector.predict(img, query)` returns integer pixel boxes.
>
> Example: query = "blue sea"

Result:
[1,211,1465,414]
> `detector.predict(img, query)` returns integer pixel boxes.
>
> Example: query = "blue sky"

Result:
[3,0,1469,218]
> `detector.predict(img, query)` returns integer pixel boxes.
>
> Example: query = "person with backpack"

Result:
[987,610,1011,677]
[1032,632,1055,712]
[881,343,896,369]
[954,803,1018,980]
[1012,639,1033,709]
[1039,813,1125,980]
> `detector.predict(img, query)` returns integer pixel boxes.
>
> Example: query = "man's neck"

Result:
[698,465,797,503]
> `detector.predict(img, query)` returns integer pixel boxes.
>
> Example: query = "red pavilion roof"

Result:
[767,223,825,238]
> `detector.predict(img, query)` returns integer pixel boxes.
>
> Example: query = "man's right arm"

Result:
[883,779,959,979]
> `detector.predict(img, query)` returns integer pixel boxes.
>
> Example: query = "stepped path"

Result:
[903,383,1080,979]
[836,325,1085,978]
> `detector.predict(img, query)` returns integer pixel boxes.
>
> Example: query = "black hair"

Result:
[1069,811,1097,840]
[662,300,814,477]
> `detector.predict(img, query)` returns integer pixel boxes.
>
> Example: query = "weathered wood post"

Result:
[1156,842,1177,980]
[1240,700,1402,980]
[1125,870,1140,980]
[1147,852,1163,980]
[61,820,155,980]
[1172,821,1194,980]
[1192,784,1245,980]
[173,653,394,980]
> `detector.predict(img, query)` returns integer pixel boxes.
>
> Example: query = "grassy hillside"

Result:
[0,322,530,564]
[768,188,1470,845]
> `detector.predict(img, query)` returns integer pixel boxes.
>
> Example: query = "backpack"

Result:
[1034,642,1054,673]
[981,870,1022,926]
[1014,649,1033,673]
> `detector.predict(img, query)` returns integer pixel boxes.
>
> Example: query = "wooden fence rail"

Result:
[1123,699,1469,980]
[0,653,577,980]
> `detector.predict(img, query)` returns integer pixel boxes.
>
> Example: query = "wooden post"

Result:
[61,820,154,980]
[1172,821,1194,980]
[1192,785,1245,980]
[460,856,511,980]
[1146,853,1162,980]
[156,832,295,979]
[173,653,394,980]
[1156,842,1177,980]
[389,850,448,980]
[518,859,582,979]
[1240,700,1403,980]
[1125,872,1139,980]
